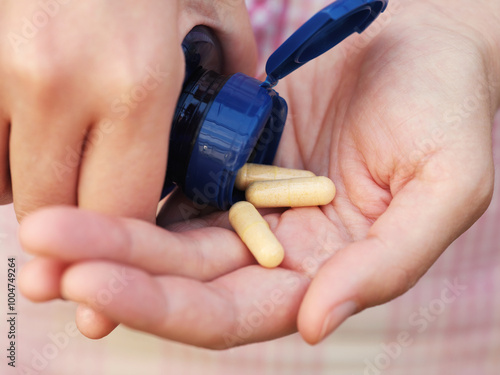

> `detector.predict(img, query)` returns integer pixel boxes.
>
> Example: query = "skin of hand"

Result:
[0,0,257,220]
[18,0,500,347]
[1,0,257,339]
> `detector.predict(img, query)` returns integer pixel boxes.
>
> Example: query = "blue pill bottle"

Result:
[164,0,388,210]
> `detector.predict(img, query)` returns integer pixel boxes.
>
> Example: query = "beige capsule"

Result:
[246,176,336,208]
[235,163,315,190]
[228,201,284,268]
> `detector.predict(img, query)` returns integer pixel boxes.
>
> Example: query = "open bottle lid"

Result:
[166,0,388,209]
[262,0,388,88]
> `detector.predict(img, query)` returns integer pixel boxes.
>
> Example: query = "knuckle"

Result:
[10,47,65,88]
[107,65,145,93]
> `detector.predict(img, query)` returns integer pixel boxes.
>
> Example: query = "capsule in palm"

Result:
[228,201,284,268]
[245,176,336,208]
[235,163,315,190]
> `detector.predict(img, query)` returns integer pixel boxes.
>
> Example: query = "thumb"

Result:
[181,0,258,76]
[297,158,494,344]
[212,0,258,76]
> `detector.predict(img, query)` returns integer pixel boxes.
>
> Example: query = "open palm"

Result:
[19,7,499,347]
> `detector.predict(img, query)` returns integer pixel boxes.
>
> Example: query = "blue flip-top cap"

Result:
[165,0,388,210]
[263,0,388,87]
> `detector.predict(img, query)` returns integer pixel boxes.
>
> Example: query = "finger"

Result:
[19,206,254,280]
[75,20,184,222]
[6,41,98,221]
[75,304,118,340]
[180,0,257,75]
[77,109,175,222]
[9,107,89,221]
[213,2,258,75]
[19,257,67,302]
[60,261,309,349]
[19,259,120,339]
[298,162,494,344]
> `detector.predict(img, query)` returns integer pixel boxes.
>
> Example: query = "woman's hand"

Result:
[18,0,500,347]
[0,0,256,222]
[2,0,257,340]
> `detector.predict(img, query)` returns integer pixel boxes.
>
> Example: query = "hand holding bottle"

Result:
[17,0,500,347]
[0,0,257,222]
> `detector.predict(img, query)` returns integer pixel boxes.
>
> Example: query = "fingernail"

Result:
[318,300,357,342]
